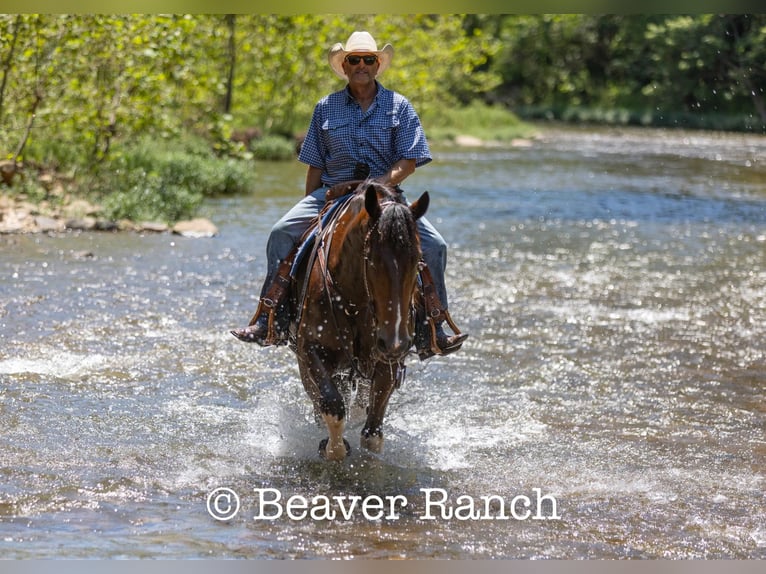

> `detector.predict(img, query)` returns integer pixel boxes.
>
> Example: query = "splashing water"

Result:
[1,126,764,558]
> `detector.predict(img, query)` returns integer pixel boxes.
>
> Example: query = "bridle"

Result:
[314,193,417,378]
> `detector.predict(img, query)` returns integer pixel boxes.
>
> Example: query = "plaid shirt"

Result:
[298,82,432,186]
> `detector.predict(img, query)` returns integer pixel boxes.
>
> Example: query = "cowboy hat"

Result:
[328,31,394,81]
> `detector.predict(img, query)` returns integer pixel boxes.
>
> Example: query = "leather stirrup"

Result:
[418,261,465,356]
[247,256,294,346]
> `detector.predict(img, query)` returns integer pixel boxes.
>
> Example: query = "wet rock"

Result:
[117,219,138,232]
[34,215,65,233]
[65,216,97,231]
[139,221,169,233]
[94,219,118,232]
[172,218,218,238]
[140,221,169,233]
[0,207,30,233]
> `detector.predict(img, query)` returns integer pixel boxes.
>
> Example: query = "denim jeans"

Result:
[261,186,450,308]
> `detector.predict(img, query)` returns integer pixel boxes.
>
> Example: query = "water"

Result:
[1,125,764,558]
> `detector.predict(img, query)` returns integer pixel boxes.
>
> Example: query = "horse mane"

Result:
[365,183,421,260]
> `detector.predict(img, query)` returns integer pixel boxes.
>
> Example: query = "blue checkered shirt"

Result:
[298,82,432,187]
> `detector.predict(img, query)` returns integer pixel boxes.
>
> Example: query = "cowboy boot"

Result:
[231,258,293,346]
[415,263,469,361]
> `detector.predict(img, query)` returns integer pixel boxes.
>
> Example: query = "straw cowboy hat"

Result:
[328,31,394,81]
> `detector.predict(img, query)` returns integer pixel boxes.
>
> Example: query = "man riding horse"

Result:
[231,31,467,359]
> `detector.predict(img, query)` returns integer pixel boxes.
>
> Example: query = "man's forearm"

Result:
[376,158,416,187]
[305,166,323,195]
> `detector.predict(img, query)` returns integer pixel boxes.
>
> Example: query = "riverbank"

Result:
[0,192,219,237]
[0,128,537,237]
[517,104,765,133]
[5,120,763,238]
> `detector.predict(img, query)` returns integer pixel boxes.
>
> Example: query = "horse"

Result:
[288,180,429,461]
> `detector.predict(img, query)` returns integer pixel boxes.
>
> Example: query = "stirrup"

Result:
[418,309,468,360]
[233,257,294,346]
[238,297,288,346]
[416,261,468,360]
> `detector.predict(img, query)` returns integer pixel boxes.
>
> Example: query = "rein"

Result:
[361,199,398,303]
[306,192,371,379]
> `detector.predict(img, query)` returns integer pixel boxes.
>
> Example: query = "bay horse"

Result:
[289,181,429,461]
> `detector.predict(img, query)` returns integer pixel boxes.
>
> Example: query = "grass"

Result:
[422,101,538,144]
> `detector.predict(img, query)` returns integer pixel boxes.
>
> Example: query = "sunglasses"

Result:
[345,55,378,66]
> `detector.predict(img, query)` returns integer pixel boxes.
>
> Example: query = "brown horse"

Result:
[289,181,429,461]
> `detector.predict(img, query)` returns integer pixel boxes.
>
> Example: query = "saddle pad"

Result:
[290,192,355,278]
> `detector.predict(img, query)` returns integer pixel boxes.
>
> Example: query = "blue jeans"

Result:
[261,187,450,308]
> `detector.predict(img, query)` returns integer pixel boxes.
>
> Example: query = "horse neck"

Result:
[328,203,373,304]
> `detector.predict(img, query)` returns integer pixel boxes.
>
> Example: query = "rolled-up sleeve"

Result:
[298,103,326,170]
[395,97,431,168]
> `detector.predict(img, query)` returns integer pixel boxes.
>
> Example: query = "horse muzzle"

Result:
[375,333,413,362]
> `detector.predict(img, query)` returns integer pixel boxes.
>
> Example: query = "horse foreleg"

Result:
[299,346,349,461]
[319,414,350,461]
[360,361,399,454]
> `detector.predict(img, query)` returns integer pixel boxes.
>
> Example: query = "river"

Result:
[1,125,764,558]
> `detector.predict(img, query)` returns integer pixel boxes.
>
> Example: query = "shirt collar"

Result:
[344,81,382,105]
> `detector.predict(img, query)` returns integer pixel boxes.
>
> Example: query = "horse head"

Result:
[363,183,429,361]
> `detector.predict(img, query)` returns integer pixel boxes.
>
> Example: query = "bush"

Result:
[22,137,87,171]
[100,170,204,223]
[95,134,256,223]
[250,135,296,161]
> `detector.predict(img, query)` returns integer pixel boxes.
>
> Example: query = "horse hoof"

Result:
[318,438,351,460]
[360,432,384,453]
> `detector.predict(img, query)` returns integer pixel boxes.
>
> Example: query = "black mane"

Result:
[371,185,421,259]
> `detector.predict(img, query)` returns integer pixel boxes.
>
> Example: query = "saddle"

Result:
[290,181,361,279]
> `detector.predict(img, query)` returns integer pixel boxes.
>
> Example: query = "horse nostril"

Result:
[377,336,412,357]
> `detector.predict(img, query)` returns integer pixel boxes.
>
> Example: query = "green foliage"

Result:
[99,170,204,224]
[5,14,762,172]
[485,14,766,131]
[1,14,505,169]
[95,135,255,223]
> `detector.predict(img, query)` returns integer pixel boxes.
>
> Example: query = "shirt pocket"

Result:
[321,117,352,157]
[366,112,400,157]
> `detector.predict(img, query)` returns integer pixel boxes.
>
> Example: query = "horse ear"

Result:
[365,184,381,220]
[409,191,429,220]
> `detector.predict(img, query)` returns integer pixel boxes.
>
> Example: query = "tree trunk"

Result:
[0,15,23,124]
[223,14,236,114]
